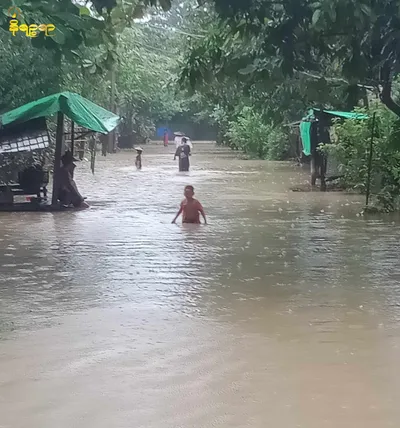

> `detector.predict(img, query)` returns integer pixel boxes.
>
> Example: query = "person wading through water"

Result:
[163,129,169,147]
[172,185,207,224]
[174,137,191,172]
[135,146,143,170]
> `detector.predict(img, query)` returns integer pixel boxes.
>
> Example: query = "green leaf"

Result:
[79,6,91,16]
[360,4,371,16]
[238,64,257,75]
[53,12,85,30]
[64,50,80,63]
[312,9,321,25]
[52,26,67,44]
[82,59,93,67]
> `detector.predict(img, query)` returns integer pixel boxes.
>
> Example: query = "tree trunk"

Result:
[320,156,327,192]
[380,63,400,117]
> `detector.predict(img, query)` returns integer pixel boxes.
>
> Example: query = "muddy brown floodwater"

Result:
[1,143,400,428]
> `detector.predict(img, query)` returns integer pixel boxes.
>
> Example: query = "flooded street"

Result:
[2,142,400,427]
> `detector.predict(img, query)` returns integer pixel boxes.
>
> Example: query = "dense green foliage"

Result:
[176,2,364,159]
[0,0,184,183]
[202,0,400,115]
[0,0,187,133]
[321,105,400,211]
[225,107,288,159]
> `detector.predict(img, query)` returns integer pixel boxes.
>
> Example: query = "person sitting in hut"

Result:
[18,164,48,199]
[58,151,89,208]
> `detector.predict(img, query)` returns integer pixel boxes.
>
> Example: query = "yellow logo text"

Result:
[8,7,56,38]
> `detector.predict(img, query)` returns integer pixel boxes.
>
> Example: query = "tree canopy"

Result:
[184,0,400,116]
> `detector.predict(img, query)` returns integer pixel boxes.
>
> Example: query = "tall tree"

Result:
[198,0,400,116]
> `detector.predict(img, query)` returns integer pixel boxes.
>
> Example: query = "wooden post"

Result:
[311,155,317,186]
[51,112,64,205]
[320,154,327,191]
[365,112,377,207]
[108,67,116,153]
[70,121,75,156]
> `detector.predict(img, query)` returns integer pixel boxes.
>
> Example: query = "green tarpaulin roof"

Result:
[299,108,368,156]
[314,109,369,120]
[0,92,120,134]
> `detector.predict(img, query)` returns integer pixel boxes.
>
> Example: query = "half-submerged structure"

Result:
[0,92,120,211]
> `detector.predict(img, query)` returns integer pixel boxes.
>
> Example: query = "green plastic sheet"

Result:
[319,110,368,120]
[300,121,312,156]
[0,92,120,134]
[299,108,368,156]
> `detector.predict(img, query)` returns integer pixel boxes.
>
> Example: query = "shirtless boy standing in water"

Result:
[172,185,207,224]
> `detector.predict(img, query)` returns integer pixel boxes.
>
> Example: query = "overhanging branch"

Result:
[379,62,400,117]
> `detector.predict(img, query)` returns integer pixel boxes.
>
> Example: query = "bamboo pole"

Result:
[70,120,75,156]
[51,112,64,205]
[365,112,376,207]
[108,67,116,153]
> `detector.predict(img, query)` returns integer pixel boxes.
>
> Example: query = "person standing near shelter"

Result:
[174,137,191,171]
[58,151,89,208]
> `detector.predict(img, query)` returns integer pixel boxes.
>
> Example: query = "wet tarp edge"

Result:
[0,92,120,134]
[318,109,369,120]
[299,108,368,155]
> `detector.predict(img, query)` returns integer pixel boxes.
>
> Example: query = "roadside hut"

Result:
[298,108,368,190]
[0,92,120,211]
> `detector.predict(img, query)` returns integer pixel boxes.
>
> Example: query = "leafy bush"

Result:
[225,107,288,159]
[320,105,400,212]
